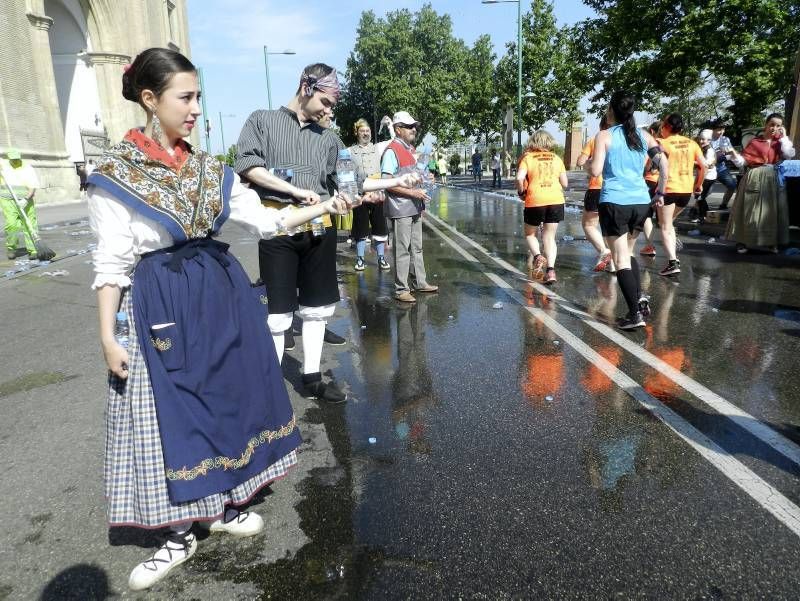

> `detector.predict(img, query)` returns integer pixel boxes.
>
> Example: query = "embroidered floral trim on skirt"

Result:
[104,290,297,528]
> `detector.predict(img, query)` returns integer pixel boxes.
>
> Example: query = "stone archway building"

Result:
[0,0,191,203]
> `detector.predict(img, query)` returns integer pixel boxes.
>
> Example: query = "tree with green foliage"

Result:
[495,0,587,133]
[580,0,800,136]
[336,4,467,146]
[458,35,503,148]
[215,145,237,168]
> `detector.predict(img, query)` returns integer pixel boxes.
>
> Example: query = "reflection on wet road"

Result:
[281,187,800,598]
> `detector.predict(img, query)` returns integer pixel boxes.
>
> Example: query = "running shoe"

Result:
[354,257,366,271]
[640,245,657,257]
[659,259,681,276]
[544,268,557,285]
[593,251,612,272]
[736,244,748,254]
[617,311,646,330]
[378,256,391,270]
[638,296,651,318]
[532,254,547,280]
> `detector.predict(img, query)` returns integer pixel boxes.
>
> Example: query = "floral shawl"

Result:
[87,129,233,241]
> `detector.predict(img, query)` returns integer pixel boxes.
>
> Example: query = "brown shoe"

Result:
[395,291,417,303]
[414,285,439,293]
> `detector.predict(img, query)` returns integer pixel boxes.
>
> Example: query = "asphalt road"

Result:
[1,187,799,599]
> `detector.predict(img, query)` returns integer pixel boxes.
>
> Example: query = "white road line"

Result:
[423,211,800,469]
[423,217,800,538]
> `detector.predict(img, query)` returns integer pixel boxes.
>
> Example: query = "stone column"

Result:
[85,51,137,144]
[25,8,77,202]
[563,122,585,170]
[26,11,65,157]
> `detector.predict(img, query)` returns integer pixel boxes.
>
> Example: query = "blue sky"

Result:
[188,1,597,154]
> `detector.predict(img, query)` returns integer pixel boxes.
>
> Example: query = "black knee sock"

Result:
[629,257,641,298]
[616,268,639,314]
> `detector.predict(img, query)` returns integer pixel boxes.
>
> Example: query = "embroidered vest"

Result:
[87,139,233,242]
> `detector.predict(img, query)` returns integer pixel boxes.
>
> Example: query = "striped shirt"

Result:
[235,106,344,204]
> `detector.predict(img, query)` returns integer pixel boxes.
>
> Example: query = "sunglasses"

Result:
[397,123,418,130]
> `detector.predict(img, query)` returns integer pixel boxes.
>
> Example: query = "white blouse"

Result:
[88,172,290,290]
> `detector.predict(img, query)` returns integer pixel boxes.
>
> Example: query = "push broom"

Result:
[0,164,56,261]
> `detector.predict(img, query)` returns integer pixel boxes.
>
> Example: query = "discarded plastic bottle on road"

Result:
[115,311,130,348]
[336,149,360,207]
[562,235,574,242]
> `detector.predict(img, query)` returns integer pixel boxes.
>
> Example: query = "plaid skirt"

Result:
[104,289,297,529]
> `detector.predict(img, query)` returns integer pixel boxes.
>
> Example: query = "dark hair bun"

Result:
[120,47,196,106]
[121,68,136,102]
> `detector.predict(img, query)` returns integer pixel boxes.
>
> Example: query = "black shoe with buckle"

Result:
[302,372,346,404]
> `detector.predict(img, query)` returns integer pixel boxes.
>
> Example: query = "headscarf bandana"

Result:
[301,70,340,100]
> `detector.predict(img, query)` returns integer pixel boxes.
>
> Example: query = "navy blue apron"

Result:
[133,238,301,503]
[89,143,301,504]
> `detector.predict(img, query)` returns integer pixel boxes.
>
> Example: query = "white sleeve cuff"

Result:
[91,273,131,290]
[780,136,796,159]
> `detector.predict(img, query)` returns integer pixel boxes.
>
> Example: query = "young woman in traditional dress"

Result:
[726,113,796,253]
[87,48,351,591]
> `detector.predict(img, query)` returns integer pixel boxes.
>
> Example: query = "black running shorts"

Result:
[257,228,340,314]
[598,203,650,237]
[663,193,692,208]
[524,204,565,226]
[583,189,601,212]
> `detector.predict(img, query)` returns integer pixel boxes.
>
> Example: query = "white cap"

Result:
[392,111,420,126]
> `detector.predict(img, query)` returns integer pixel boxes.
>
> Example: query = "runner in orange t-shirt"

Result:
[656,113,705,277]
[638,122,662,258]
[576,115,613,272]
[516,130,568,284]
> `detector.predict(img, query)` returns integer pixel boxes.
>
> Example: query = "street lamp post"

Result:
[263,46,297,110]
[482,0,523,157]
[218,112,235,155]
[198,67,211,153]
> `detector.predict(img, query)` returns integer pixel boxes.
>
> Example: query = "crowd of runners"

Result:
[515,95,796,330]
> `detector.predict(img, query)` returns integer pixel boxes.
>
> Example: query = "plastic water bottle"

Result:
[115,311,130,348]
[416,151,435,196]
[336,149,360,207]
[310,215,326,237]
[270,167,293,182]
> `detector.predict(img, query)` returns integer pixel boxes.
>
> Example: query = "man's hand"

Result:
[324,195,349,215]
[653,193,665,208]
[293,188,321,205]
[102,340,129,379]
[407,188,430,202]
[361,191,385,204]
[397,172,421,188]
[694,185,703,195]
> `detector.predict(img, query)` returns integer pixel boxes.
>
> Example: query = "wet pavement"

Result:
[2,188,800,599]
